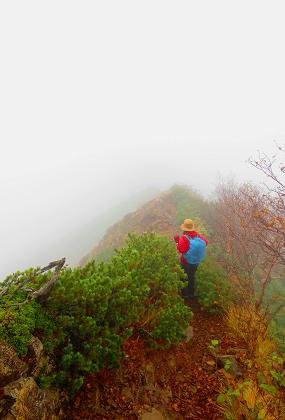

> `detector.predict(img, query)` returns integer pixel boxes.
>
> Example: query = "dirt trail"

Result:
[72,300,241,419]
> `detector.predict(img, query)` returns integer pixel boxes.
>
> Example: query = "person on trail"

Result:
[174,219,208,300]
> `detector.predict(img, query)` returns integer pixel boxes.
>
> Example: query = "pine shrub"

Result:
[195,255,233,313]
[0,233,192,393]
[43,233,192,393]
[0,268,54,355]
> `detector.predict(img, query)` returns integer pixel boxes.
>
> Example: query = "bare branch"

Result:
[0,258,66,306]
[32,258,65,304]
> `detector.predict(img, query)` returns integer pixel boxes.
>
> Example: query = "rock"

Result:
[141,407,165,420]
[3,377,66,419]
[183,325,194,342]
[28,336,43,362]
[0,340,28,387]
[217,355,242,377]
[27,336,44,375]
[0,394,14,419]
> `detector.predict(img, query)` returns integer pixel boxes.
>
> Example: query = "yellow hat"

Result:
[180,218,195,232]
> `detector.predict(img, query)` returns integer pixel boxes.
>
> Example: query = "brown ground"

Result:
[72,300,243,420]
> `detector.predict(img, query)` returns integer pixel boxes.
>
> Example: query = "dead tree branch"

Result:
[32,258,65,304]
[0,258,66,306]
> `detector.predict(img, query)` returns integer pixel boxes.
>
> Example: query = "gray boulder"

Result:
[217,355,242,377]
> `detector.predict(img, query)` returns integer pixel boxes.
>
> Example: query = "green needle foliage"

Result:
[0,300,52,355]
[0,233,192,394]
[0,268,55,355]
[42,232,192,393]
[195,255,233,313]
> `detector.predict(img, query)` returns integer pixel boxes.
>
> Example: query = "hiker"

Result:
[174,219,208,299]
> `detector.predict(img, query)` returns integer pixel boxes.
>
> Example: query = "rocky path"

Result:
[72,300,241,419]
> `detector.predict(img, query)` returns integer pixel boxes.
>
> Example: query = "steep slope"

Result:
[80,186,206,265]
[80,193,177,265]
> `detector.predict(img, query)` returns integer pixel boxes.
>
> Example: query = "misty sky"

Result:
[1,1,285,278]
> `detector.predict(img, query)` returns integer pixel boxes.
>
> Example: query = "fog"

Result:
[1,1,285,279]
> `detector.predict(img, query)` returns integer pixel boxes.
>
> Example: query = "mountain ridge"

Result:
[80,185,206,265]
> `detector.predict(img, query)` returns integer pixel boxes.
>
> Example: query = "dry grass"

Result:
[221,303,285,420]
[226,303,268,355]
[254,335,277,367]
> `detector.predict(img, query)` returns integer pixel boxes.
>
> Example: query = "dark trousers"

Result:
[181,262,198,298]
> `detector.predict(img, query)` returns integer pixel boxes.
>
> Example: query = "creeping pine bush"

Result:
[0,234,192,394]
[151,302,192,347]
[195,255,233,313]
[44,233,192,393]
[0,301,52,355]
[0,268,55,355]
